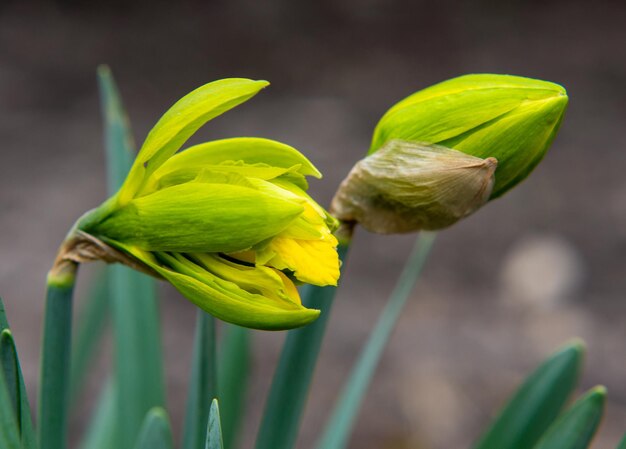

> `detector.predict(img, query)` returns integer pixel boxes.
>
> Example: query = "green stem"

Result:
[182,311,217,449]
[255,243,350,449]
[39,262,78,449]
[316,232,437,449]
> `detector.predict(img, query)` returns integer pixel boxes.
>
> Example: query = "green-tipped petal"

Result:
[121,248,319,330]
[119,79,269,204]
[89,182,304,253]
[150,137,321,186]
[444,94,568,197]
[370,74,568,198]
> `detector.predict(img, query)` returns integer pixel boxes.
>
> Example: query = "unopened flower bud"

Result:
[370,74,568,198]
[332,74,568,235]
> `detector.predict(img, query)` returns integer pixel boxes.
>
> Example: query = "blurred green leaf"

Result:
[316,233,436,449]
[255,244,350,449]
[206,399,224,449]
[134,408,174,449]
[218,324,250,449]
[0,297,9,331]
[98,65,166,448]
[533,386,606,449]
[0,329,36,449]
[79,381,117,449]
[616,434,626,449]
[473,340,585,449]
[70,270,110,404]
[0,358,20,449]
[183,311,217,449]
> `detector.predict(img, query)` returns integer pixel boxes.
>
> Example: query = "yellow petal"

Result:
[263,235,339,286]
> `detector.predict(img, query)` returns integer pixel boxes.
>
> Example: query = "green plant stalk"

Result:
[39,264,77,449]
[316,232,437,449]
[99,65,166,447]
[255,242,350,449]
[70,270,109,404]
[110,266,165,448]
[183,311,217,449]
[217,324,250,449]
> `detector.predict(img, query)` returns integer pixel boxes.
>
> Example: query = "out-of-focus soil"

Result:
[2,1,626,448]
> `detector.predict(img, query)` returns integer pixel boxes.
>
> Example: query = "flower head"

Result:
[332,74,568,234]
[68,79,340,330]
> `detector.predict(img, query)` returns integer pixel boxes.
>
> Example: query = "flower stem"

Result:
[315,232,437,449]
[39,261,78,449]
[255,242,350,449]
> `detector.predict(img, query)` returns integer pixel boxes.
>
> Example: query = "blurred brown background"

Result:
[2,0,626,448]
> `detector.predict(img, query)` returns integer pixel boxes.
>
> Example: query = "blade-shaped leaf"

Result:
[98,66,166,448]
[533,387,606,449]
[0,360,20,449]
[206,399,224,449]
[183,311,217,449]
[616,434,626,449]
[255,244,351,449]
[0,330,36,449]
[0,297,9,331]
[70,270,110,404]
[78,381,118,449]
[315,233,436,449]
[473,340,585,449]
[134,408,174,449]
[218,324,250,449]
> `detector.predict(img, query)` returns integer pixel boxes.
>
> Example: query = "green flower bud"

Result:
[370,74,568,198]
[331,74,567,235]
[56,79,340,331]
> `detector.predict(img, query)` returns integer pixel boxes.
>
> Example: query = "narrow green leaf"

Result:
[134,408,174,449]
[0,330,36,449]
[316,232,436,449]
[533,387,606,449]
[109,266,165,447]
[70,270,110,404]
[0,359,20,449]
[255,243,350,449]
[38,281,75,449]
[0,297,9,331]
[78,381,118,449]
[206,399,224,449]
[616,434,626,449]
[183,311,217,449]
[473,340,585,449]
[98,66,166,448]
[218,324,250,449]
